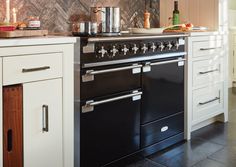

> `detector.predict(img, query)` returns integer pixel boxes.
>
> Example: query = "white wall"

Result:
[229,0,236,10]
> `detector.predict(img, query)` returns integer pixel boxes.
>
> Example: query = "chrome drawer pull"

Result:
[82,91,143,113]
[22,66,50,73]
[199,97,220,106]
[42,105,49,132]
[199,69,219,75]
[200,47,221,51]
[82,64,142,82]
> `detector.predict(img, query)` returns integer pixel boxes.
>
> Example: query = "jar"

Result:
[28,16,41,29]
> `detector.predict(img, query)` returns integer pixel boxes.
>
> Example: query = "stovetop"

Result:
[79,32,188,68]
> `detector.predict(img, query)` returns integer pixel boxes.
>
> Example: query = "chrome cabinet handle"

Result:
[22,66,50,73]
[82,64,142,82]
[42,105,49,132]
[82,91,142,113]
[199,69,219,74]
[199,97,220,106]
[200,47,221,51]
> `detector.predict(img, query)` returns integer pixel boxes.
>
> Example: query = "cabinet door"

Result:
[23,79,63,167]
[233,48,236,80]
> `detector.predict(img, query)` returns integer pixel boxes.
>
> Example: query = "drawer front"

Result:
[141,113,184,148]
[193,57,223,87]
[192,40,222,58]
[192,83,224,123]
[3,53,62,85]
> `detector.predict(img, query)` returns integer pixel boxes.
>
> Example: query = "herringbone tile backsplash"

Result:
[0,0,160,33]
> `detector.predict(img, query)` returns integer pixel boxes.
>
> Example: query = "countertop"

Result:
[0,36,76,47]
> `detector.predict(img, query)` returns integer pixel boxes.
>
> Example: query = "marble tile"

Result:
[148,138,224,167]
[192,158,226,167]
[209,146,236,167]
[0,0,160,32]
[126,158,165,167]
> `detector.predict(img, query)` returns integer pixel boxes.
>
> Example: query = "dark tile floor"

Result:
[127,88,236,167]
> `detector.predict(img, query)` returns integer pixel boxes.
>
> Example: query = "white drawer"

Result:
[3,53,63,85]
[192,83,224,124]
[193,57,223,87]
[192,40,222,58]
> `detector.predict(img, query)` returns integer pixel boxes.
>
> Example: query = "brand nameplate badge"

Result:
[161,126,169,132]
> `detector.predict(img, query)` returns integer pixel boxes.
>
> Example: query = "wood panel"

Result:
[0,58,2,167]
[0,30,48,38]
[3,85,23,167]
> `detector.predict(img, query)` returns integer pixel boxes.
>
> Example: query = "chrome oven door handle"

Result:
[150,58,186,66]
[82,91,143,113]
[143,58,186,73]
[82,64,142,82]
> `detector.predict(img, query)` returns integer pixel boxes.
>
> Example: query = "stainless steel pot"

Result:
[91,7,120,34]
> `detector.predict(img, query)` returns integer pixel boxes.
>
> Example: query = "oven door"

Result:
[80,63,142,99]
[80,90,142,167]
[141,57,185,124]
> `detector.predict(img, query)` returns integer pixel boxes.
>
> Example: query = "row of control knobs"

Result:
[98,41,180,57]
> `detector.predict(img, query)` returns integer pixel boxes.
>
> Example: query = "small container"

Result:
[28,16,41,29]
[91,22,98,35]
[72,21,91,36]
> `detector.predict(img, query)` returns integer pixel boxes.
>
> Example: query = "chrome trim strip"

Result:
[82,52,187,68]
[87,34,189,42]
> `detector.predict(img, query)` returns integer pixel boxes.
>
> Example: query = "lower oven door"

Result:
[80,90,142,167]
[80,63,142,99]
[141,57,185,124]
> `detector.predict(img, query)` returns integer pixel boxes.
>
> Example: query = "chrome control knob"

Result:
[159,42,165,52]
[175,41,180,50]
[141,44,148,54]
[167,42,173,50]
[122,45,129,55]
[98,46,107,58]
[151,43,157,52]
[132,44,139,54]
[110,46,119,57]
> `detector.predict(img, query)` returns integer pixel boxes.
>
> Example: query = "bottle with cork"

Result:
[172,0,180,25]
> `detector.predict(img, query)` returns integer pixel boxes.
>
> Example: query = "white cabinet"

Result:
[3,53,63,85]
[0,58,2,167]
[229,30,236,85]
[23,79,63,167]
[0,42,74,167]
[187,34,228,139]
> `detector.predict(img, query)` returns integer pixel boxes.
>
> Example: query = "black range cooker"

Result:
[74,33,188,167]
